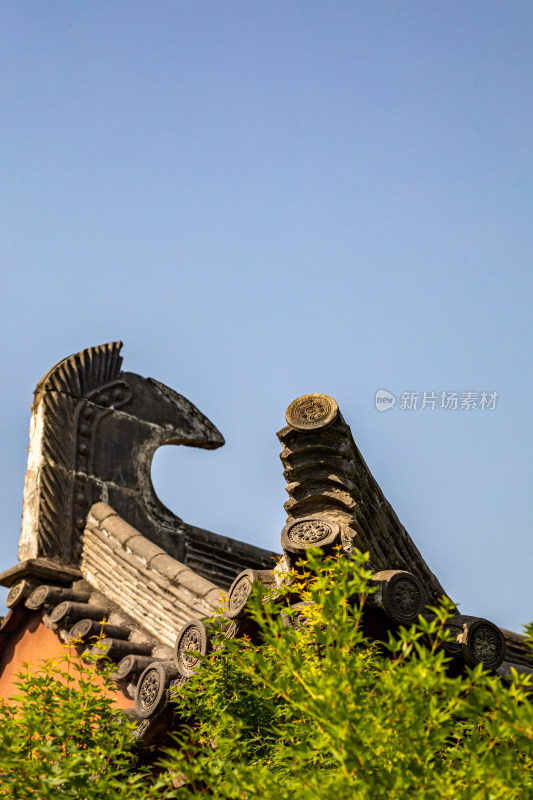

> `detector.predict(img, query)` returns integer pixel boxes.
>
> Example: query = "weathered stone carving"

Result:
[224,569,276,620]
[135,661,180,719]
[18,341,223,565]
[5,579,39,608]
[443,615,506,670]
[19,342,220,563]
[278,393,446,604]
[285,394,339,431]
[174,618,210,677]
[368,570,427,626]
[280,516,342,568]
[137,669,161,713]
[19,341,276,586]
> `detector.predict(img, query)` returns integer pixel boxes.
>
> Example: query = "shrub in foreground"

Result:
[167,551,533,799]
[0,551,531,799]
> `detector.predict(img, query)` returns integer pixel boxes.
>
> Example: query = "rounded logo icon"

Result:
[285,393,338,431]
[375,389,396,412]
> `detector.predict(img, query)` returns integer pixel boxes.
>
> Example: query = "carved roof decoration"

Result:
[277,392,446,604]
[32,341,124,411]
[115,392,531,749]
[18,342,276,584]
[1,349,531,757]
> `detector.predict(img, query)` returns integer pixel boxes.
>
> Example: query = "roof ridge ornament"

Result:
[285,393,339,431]
[19,342,225,566]
[278,392,447,604]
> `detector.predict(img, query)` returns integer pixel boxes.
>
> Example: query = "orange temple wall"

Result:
[0,610,132,710]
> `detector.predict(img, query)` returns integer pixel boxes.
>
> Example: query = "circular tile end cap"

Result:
[462,619,506,671]
[225,570,254,620]
[6,581,26,608]
[174,619,209,678]
[380,571,426,625]
[285,394,338,432]
[135,663,168,719]
[281,516,341,555]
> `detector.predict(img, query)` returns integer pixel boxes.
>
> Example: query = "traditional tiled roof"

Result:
[122,392,532,747]
[82,502,224,646]
[0,347,530,756]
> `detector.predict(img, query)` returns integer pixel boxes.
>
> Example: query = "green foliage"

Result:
[0,647,158,799]
[0,552,532,799]
[165,550,533,799]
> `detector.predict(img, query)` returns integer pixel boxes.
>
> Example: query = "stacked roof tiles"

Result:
[0,345,530,753]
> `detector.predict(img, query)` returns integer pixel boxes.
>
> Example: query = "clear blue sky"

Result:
[1,2,531,632]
